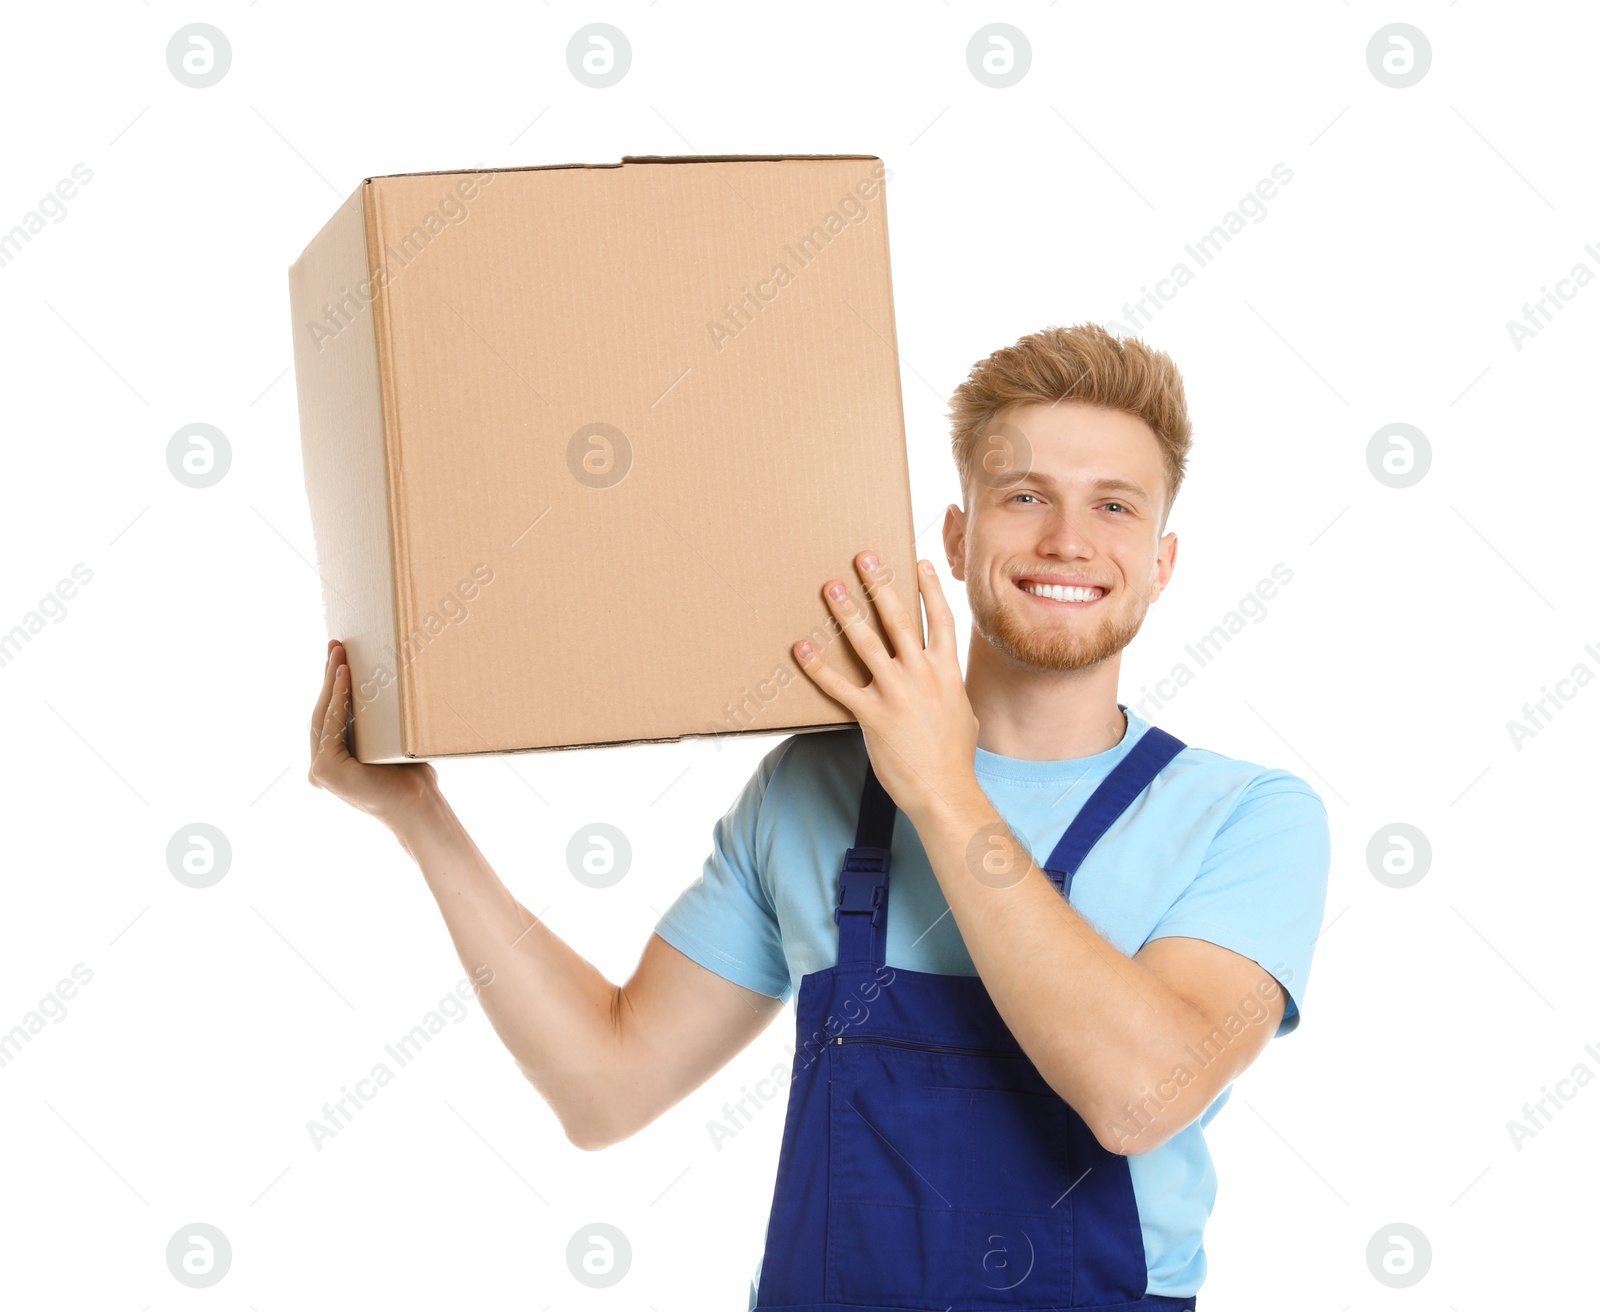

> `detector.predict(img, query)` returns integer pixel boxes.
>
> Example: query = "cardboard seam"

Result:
[422,720,851,759]
[363,181,418,757]
[874,168,919,595]
[364,154,879,183]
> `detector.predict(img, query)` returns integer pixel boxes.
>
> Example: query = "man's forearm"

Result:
[384,785,624,1144]
[903,782,1210,1143]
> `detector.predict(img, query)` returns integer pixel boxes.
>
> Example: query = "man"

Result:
[309,322,1331,1309]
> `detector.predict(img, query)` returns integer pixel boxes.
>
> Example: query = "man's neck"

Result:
[963,627,1129,762]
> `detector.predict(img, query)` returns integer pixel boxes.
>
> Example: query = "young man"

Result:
[309,323,1331,1310]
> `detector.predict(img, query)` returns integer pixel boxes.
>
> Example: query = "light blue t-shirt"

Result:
[653,705,1331,1303]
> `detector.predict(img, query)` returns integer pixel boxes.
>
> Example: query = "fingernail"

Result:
[825,582,846,601]
[861,552,879,571]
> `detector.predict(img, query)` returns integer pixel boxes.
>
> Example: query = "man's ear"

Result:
[942,502,967,582]
[1151,530,1178,601]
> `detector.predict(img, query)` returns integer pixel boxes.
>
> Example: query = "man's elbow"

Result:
[514,1062,633,1152]
[1093,1121,1169,1157]
[1084,1088,1182,1157]
[565,1119,621,1152]
[558,1099,640,1152]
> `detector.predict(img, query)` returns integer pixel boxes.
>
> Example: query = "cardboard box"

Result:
[287,155,917,762]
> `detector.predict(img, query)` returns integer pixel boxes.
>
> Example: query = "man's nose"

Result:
[1036,508,1092,556]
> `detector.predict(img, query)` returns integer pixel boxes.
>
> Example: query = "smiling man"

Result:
[309,322,1330,1312]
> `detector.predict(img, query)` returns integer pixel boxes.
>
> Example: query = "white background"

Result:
[1,2,1594,1308]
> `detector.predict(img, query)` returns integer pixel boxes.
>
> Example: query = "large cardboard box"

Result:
[288,154,916,762]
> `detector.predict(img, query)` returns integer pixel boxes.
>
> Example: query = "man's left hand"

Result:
[792,551,981,825]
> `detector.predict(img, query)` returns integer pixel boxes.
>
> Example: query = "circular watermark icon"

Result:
[972,420,1033,492]
[167,423,232,489]
[166,1221,232,1287]
[566,1220,631,1287]
[1366,1221,1431,1287]
[566,422,632,489]
[1366,823,1431,889]
[967,24,1031,88]
[980,1227,1036,1290]
[1365,422,1430,488]
[167,823,233,889]
[1366,24,1431,89]
[966,820,1029,889]
[566,822,632,888]
[567,24,631,88]
[167,24,232,89]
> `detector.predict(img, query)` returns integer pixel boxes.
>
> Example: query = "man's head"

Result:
[942,323,1192,674]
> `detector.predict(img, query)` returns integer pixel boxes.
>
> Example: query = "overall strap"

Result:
[1042,726,1186,899]
[834,753,896,967]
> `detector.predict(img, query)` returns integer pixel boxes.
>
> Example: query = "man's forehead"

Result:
[1000,398,1157,440]
[997,404,1161,483]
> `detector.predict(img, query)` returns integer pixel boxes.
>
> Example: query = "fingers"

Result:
[915,560,960,668]
[853,551,924,659]
[792,636,865,712]
[805,550,943,700]
[819,569,896,682]
[316,656,353,770]
[310,641,340,752]
[310,640,350,780]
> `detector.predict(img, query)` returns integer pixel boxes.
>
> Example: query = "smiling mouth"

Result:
[1014,579,1107,607]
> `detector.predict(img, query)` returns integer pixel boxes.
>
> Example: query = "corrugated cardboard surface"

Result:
[289,155,916,761]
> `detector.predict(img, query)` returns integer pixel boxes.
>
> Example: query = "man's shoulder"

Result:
[733,724,866,812]
[775,722,867,763]
[1148,721,1328,820]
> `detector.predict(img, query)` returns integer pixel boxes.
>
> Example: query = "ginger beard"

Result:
[968,565,1153,673]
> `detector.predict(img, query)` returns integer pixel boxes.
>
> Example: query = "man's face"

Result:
[943,401,1177,673]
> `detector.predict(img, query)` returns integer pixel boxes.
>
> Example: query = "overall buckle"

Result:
[834,846,889,928]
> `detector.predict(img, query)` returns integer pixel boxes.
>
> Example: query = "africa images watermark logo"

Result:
[305,967,493,1151]
[705,963,896,1150]
[706,160,888,352]
[303,171,497,354]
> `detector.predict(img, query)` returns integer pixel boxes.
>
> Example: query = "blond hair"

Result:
[947,323,1193,527]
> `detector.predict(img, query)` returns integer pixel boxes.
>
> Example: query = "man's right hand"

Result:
[308,638,437,825]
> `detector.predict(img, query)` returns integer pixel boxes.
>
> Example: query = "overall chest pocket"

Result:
[826,1036,1081,1308]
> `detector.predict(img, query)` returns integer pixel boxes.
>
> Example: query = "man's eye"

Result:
[1009,493,1040,504]
[1103,502,1127,514]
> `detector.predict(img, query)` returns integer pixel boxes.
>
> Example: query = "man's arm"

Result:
[386,789,785,1150]
[789,560,1298,1156]
[902,787,1284,1154]
[310,640,784,1152]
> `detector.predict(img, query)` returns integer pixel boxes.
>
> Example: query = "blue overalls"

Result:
[753,725,1195,1311]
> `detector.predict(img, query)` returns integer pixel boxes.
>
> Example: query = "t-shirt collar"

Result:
[971,703,1149,784]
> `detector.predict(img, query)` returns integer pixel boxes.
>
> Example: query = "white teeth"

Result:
[1020,581,1104,603]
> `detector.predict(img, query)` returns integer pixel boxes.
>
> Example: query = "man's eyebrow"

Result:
[1016,472,1153,502]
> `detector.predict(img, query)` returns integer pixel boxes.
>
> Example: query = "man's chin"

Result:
[987,630,1110,672]
[977,597,1144,672]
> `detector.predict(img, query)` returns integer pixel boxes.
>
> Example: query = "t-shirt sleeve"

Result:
[651,741,793,1001]
[1143,773,1331,1037]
